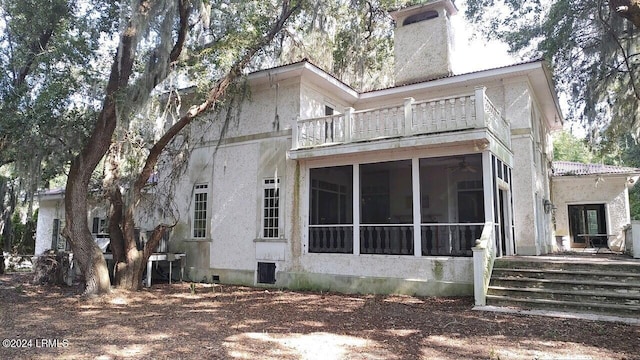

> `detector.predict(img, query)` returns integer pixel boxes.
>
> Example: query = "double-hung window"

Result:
[262,178,280,238]
[193,184,209,238]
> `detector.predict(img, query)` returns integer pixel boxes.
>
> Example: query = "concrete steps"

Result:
[486,256,640,318]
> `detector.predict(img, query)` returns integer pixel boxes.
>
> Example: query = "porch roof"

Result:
[552,161,640,177]
[37,187,65,201]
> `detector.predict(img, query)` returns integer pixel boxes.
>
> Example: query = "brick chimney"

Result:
[390,0,458,86]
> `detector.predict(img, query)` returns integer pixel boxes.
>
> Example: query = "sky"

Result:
[448,3,517,74]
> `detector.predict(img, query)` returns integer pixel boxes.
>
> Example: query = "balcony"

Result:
[290,87,510,158]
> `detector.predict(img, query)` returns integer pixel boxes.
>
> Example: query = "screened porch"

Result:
[307,153,511,257]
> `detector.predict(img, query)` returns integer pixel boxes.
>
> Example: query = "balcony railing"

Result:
[309,225,353,253]
[293,87,510,150]
[360,225,414,255]
[420,223,483,257]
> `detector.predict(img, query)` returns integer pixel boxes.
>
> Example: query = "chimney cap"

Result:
[390,0,458,23]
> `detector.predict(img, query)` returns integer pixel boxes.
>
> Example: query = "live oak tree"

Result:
[62,0,306,295]
[465,0,640,143]
[101,0,416,291]
[3,0,406,294]
[0,0,109,267]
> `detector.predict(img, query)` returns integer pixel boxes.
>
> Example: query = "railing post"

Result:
[404,97,414,135]
[472,241,487,306]
[472,222,495,306]
[474,87,486,128]
[344,107,354,143]
[292,116,299,149]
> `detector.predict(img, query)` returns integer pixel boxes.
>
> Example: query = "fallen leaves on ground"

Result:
[1,273,638,359]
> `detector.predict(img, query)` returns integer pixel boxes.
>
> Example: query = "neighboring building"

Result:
[551,161,640,252]
[35,0,633,296]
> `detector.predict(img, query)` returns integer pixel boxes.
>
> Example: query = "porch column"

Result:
[412,158,422,256]
[483,152,498,256]
[353,163,360,255]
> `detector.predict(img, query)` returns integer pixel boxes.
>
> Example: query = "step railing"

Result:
[472,222,496,306]
[292,87,510,150]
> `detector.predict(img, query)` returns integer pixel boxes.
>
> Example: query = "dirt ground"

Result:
[1,273,638,360]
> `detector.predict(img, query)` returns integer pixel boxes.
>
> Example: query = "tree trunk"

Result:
[114,250,145,290]
[106,181,147,291]
[62,0,148,296]
[64,166,112,295]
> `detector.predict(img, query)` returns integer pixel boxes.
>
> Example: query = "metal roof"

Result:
[552,161,640,176]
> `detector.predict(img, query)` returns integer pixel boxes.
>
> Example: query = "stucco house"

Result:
[34,0,638,297]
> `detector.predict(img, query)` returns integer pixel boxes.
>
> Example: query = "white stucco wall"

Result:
[496,79,556,255]
[34,197,65,255]
[552,176,631,251]
[34,196,113,256]
[154,75,308,284]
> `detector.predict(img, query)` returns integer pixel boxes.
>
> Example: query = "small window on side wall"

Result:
[193,184,209,238]
[325,105,334,116]
[403,10,439,26]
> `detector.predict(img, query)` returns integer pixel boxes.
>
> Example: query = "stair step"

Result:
[486,295,640,317]
[487,286,640,305]
[491,276,640,288]
[490,279,640,295]
[493,260,640,273]
[493,267,640,279]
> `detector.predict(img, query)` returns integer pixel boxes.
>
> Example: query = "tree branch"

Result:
[599,0,640,102]
[132,0,301,199]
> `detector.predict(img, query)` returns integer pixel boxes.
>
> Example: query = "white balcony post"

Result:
[403,97,414,135]
[474,87,486,128]
[292,116,299,149]
[344,107,354,143]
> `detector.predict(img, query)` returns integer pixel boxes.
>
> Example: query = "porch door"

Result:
[568,204,607,248]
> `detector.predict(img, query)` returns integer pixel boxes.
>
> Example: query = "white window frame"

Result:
[192,183,209,239]
[262,178,280,239]
[92,216,109,236]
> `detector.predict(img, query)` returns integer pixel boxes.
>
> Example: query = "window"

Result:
[193,184,208,238]
[403,10,438,26]
[51,219,68,251]
[324,105,334,116]
[92,217,109,236]
[51,219,60,250]
[262,178,280,238]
